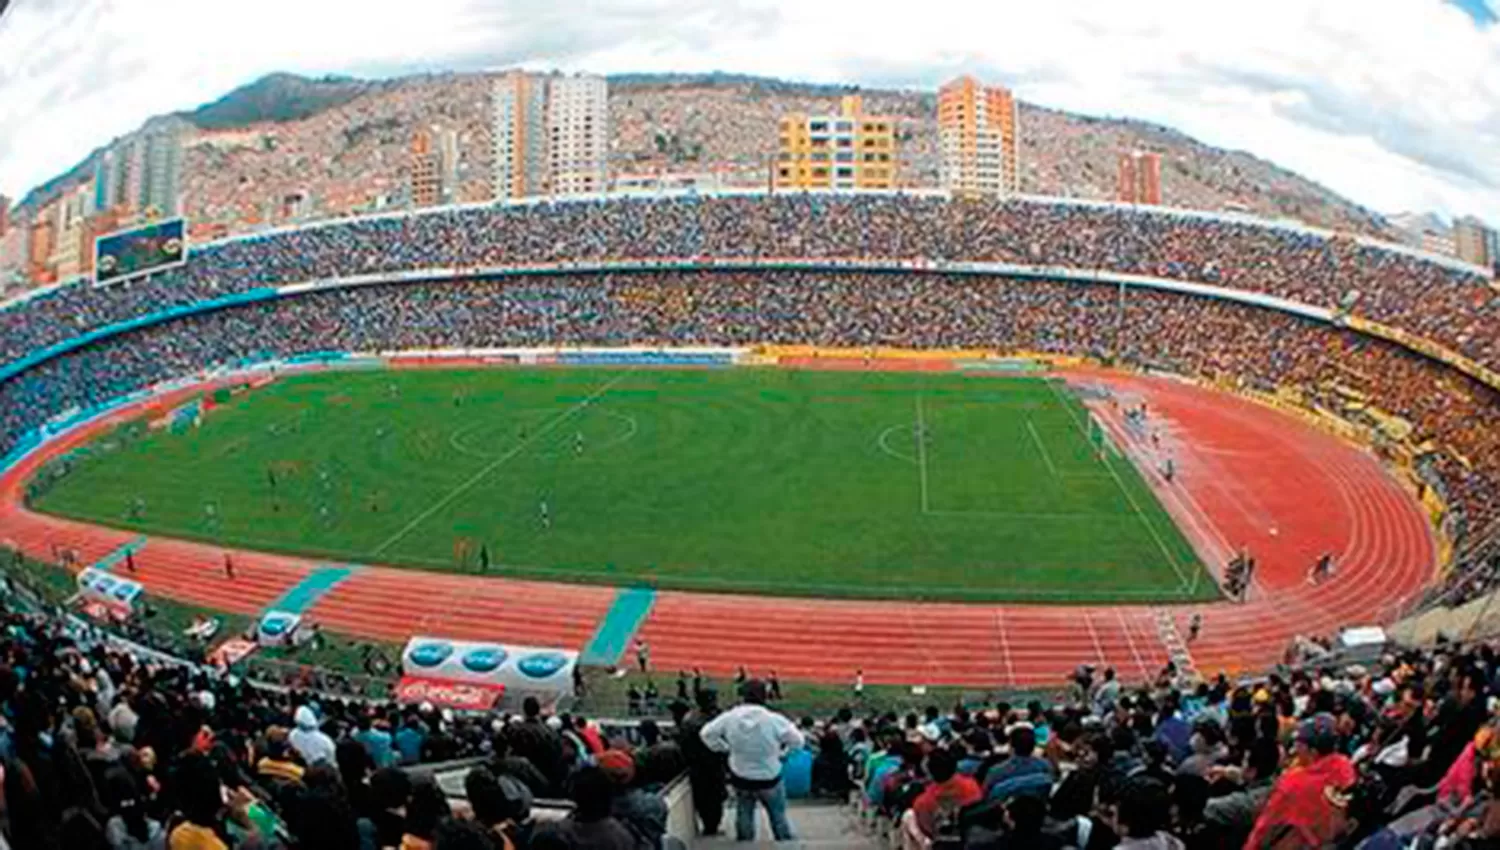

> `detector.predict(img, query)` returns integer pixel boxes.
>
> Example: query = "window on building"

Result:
[835,151,854,162]
[835,121,853,132]
[836,167,853,178]
[812,168,828,178]
[810,121,828,132]
[778,168,790,178]
[837,138,852,148]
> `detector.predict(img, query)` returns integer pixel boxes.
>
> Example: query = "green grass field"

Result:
[32,367,1215,603]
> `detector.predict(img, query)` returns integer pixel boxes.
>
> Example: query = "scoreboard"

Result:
[94,218,187,285]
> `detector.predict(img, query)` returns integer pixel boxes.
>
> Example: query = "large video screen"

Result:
[94,218,187,284]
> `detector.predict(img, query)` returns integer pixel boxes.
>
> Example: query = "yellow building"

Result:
[937,76,1019,197]
[774,95,897,191]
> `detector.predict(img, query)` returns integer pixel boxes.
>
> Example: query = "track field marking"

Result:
[1046,379,1194,595]
[914,394,931,514]
[368,373,628,557]
[995,609,1016,686]
[1026,418,1060,480]
[1116,609,1151,682]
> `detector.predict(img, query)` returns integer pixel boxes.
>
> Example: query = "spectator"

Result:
[982,725,1054,802]
[289,705,336,767]
[596,749,667,849]
[533,765,636,850]
[699,679,802,842]
[910,746,982,841]
[1244,713,1356,848]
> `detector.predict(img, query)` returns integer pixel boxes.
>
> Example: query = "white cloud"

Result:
[0,0,1497,223]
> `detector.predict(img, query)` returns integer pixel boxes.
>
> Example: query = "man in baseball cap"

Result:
[1245,713,1356,848]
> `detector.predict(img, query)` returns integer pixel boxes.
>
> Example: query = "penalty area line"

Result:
[367,372,627,557]
[1046,379,1194,595]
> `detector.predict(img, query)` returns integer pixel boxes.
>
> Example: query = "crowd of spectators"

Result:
[4,268,1500,549]
[0,584,687,850]
[13,564,1500,850]
[0,195,1489,382]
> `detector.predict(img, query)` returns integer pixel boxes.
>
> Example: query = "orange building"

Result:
[1117,151,1163,205]
[937,76,1019,196]
[410,128,442,208]
[774,95,897,191]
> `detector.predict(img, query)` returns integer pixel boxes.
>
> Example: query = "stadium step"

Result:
[691,800,878,850]
[1153,609,1198,680]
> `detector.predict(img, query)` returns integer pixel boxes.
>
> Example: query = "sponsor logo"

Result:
[460,647,508,673]
[516,652,569,679]
[407,641,455,668]
[260,615,294,636]
[396,677,503,711]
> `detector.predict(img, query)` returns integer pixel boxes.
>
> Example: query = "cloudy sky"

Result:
[1,0,1498,223]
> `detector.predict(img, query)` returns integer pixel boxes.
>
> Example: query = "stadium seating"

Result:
[3,195,1500,847]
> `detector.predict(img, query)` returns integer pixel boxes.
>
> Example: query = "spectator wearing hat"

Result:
[699,679,802,842]
[597,749,667,849]
[1245,713,1356,848]
[289,705,336,767]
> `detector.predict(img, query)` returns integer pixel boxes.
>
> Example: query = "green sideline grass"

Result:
[31,367,1215,604]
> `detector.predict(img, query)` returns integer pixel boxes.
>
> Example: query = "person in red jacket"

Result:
[1245,713,1356,849]
[912,746,983,840]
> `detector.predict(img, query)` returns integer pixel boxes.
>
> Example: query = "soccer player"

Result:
[575,431,585,456]
[1188,613,1202,642]
[129,496,145,521]
[223,553,235,580]
[635,638,651,674]
[539,497,550,529]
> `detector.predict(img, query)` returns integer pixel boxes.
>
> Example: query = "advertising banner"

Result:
[401,636,577,705]
[395,676,506,711]
[76,568,143,614]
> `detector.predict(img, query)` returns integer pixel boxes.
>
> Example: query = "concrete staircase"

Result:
[691,799,881,850]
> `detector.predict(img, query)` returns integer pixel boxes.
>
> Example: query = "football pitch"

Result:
[32,367,1217,603]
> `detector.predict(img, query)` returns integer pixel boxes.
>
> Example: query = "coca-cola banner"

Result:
[401,636,577,703]
[395,676,505,711]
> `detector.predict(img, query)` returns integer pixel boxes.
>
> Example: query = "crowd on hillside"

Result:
[0,196,1492,380]
[11,567,1500,850]
[4,269,1499,552]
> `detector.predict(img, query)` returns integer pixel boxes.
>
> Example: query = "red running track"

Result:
[0,369,1435,688]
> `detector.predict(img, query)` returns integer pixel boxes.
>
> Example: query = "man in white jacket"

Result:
[289,704,337,766]
[699,679,804,842]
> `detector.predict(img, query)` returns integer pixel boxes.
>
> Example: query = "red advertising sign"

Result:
[207,638,258,668]
[396,676,505,711]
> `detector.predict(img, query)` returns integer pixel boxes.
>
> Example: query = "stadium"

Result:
[4,32,1500,845]
[0,189,1486,696]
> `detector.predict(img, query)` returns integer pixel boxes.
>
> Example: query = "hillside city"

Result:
[2,70,1495,299]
